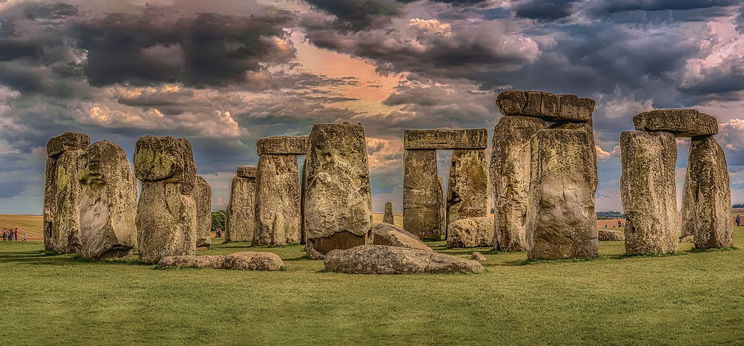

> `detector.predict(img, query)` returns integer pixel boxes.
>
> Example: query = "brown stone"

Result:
[471,252,487,261]
[633,109,718,137]
[226,171,256,242]
[257,136,308,155]
[620,131,679,255]
[158,255,226,269]
[323,245,484,274]
[446,149,488,228]
[46,131,90,158]
[223,252,284,271]
[194,176,212,248]
[254,154,301,246]
[404,129,488,150]
[383,201,394,224]
[372,223,432,252]
[496,90,594,122]
[403,149,443,240]
[236,165,257,179]
[446,217,494,248]
[598,229,625,241]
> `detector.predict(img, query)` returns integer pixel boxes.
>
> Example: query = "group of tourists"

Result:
[2,228,26,241]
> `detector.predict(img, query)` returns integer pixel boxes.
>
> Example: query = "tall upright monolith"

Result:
[383,201,394,224]
[194,176,212,248]
[226,166,256,242]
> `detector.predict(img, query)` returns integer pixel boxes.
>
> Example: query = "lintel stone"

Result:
[632,109,718,137]
[404,129,487,150]
[496,90,594,122]
[236,166,257,179]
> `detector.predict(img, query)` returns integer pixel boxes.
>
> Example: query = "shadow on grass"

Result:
[610,251,688,260]
[512,255,609,266]
[686,246,738,253]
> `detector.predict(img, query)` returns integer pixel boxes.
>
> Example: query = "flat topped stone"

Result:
[236,166,257,178]
[496,90,594,122]
[633,109,718,137]
[47,132,90,157]
[134,136,196,193]
[257,136,308,155]
[404,129,487,150]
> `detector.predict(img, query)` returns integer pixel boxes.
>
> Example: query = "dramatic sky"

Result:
[0,0,743,214]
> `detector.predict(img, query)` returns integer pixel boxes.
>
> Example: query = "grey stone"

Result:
[323,245,484,274]
[158,255,226,269]
[372,223,431,252]
[446,217,494,248]
[226,171,256,242]
[681,136,733,248]
[303,123,373,256]
[257,136,308,155]
[254,154,301,246]
[496,90,595,122]
[383,201,394,224]
[194,176,212,248]
[404,129,487,150]
[633,109,718,137]
[77,140,137,259]
[223,252,284,271]
[403,149,443,240]
[46,131,89,158]
[446,149,488,228]
[620,131,679,255]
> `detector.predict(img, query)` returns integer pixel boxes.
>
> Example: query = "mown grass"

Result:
[1,229,744,345]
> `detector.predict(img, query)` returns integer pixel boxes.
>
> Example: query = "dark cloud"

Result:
[515,0,580,20]
[586,0,739,16]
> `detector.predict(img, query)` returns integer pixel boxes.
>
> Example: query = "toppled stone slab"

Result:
[681,136,732,248]
[158,255,226,269]
[598,229,625,241]
[383,201,394,224]
[257,136,308,155]
[226,172,256,242]
[471,252,486,261]
[372,223,431,252]
[620,131,679,255]
[323,245,484,274]
[496,90,595,122]
[78,140,138,260]
[633,109,718,137]
[403,149,443,240]
[404,129,487,150]
[254,154,301,246]
[237,166,257,179]
[194,176,212,248]
[447,217,493,248]
[223,252,284,271]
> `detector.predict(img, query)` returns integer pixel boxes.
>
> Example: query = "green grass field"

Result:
[2,228,744,345]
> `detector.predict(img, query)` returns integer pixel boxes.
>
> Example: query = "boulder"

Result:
[254,154,301,246]
[223,252,284,271]
[471,252,487,261]
[43,131,89,253]
[496,90,594,122]
[194,176,212,248]
[446,217,494,248]
[680,235,694,243]
[158,255,226,269]
[491,116,546,251]
[372,223,431,252]
[446,149,489,227]
[383,201,394,224]
[681,136,732,248]
[598,229,625,241]
[134,136,197,263]
[633,109,718,137]
[77,141,137,259]
[526,129,598,260]
[303,123,373,255]
[403,149,443,240]
[257,136,308,155]
[404,129,488,150]
[620,131,679,255]
[226,167,256,242]
[323,245,484,274]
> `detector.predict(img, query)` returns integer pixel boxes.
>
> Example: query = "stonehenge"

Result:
[226,166,257,242]
[323,245,484,274]
[194,176,212,248]
[44,132,90,253]
[253,136,306,246]
[446,217,494,248]
[77,140,138,260]
[303,123,373,257]
[383,201,394,224]
[446,149,489,227]
[134,136,197,264]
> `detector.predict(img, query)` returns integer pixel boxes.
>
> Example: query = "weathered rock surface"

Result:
[254,154,301,246]
[404,129,488,150]
[194,176,212,248]
[383,201,394,224]
[158,255,226,269]
[496,90,595,122]
[134,136,197,263]
[77,141,137,259]
[372,223,431,252]
[303,123,373,255]
[526,129,598,260]
[44,132,90,253]
[226,166,256,242]
[633,109,718,137]
[620,131,679,255]
[491,116,546,252]
[681,136,732,248]
[223,252,284,271]
[680,235,694,243]
[446,149,488,228]
[598,229,625,241]
[403,149,443,240]
[257,136,308,155]
[446,217,494,248]
[323,245,484,274]
[471,252,486,261]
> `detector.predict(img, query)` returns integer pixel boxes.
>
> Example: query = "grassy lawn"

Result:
[1,229,743,345]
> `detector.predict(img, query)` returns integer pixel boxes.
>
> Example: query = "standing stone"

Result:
[620,131,679,255]
[194,176,212,248]
[254,154,301,246]
[403,149,443,240]
[77,141,137,259]
[491,116,546,251]
[226,166,256,242]
[526,129,598,260]
[681,136,732,248]
[303,123,373,256]
[134,136,197,263]
[44,132,89,253]
[300,159,307,245]
[383,201,394,224]
[446,149,488,229]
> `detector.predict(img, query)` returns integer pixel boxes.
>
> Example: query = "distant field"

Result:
[0,214,43,239]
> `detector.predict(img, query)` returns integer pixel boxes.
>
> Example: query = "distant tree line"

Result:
[596,211,624,219]
[734,203,744,208]
[211,210,226,231]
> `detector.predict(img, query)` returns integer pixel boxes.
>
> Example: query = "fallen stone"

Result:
[226,166,256,242]
[526,129,598,260]
[471,252,486,261]
[598,229,625,241]
[158,255,226,269]
[77,140,138,259]
[633,109,718,137]
[383,201,394,224]
[323,245,484,274]
[254,154,301,246]
[620,131,679,255]
[496,90,595,122]
[372,223,431,252]
[491,116,546,252]
[303,123,373,256]
[257,136,308,155]
[446,217,494,248]
[194,176,212,248]
[404,129,488,150]
[403,149,443,240]
[223,252,284,271]
[681,136,733,248]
